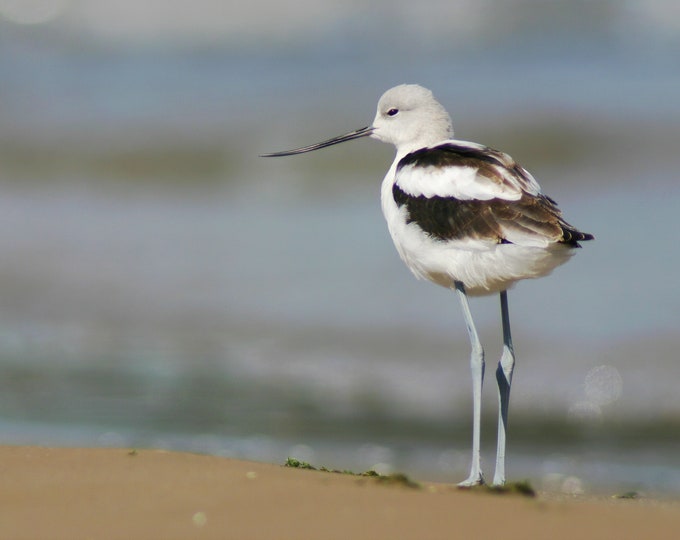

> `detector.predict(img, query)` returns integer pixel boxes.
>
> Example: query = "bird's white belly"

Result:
[380,179,575,296]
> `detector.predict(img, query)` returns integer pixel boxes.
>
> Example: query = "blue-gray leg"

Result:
[454,281,485,487]
[493,290,515,486]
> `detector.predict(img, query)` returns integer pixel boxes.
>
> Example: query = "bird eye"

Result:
[387,108,399,117]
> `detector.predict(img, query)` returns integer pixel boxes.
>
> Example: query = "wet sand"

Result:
[0,446,677,539]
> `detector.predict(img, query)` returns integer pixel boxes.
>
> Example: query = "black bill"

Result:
[260,126,374,157]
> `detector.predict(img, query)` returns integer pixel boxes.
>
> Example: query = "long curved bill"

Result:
[260,126,374,157]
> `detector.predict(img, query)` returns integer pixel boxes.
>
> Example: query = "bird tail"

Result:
[560,224,594,247]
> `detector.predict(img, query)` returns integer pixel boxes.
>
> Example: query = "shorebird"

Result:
[261,84,593,487]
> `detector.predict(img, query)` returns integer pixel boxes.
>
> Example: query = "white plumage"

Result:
[262,83,593,487]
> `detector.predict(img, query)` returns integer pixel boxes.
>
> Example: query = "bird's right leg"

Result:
[454,281,485,487]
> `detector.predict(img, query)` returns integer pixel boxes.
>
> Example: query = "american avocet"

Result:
[262,84,593,487]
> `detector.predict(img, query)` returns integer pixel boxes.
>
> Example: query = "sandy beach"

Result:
[0,446,677,539]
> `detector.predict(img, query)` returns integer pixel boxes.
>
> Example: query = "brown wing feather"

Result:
[491,194,593,246]
[394,144,593,246]
[393,184,593,246]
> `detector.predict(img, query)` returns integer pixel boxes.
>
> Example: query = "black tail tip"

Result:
[562,230,594,246]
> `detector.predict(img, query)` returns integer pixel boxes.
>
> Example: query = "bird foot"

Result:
[457,475,485,488]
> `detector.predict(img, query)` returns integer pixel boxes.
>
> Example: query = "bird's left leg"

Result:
[493,290,515,486]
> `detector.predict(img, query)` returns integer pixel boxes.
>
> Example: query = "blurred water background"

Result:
[1,0,679,495]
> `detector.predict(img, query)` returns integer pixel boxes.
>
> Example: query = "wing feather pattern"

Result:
[393,143,594,247]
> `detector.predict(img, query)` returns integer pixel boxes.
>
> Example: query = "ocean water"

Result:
[1,22,679,495]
